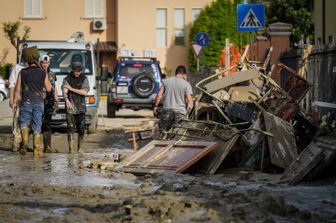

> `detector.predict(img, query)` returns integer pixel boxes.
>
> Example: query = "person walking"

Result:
[153,65,193,137]
[40,55,59,153]
[62,61,89,154]
[9,62,26,152]
[12,46,52,157]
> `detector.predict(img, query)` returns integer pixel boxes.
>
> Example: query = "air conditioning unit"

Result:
[120,49,137,57]
[93,19,106,31]
[143,49,156,58]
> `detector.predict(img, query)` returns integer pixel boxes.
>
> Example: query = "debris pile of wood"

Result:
[121,49,335,185]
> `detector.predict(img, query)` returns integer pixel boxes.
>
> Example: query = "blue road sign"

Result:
[237,4,265,32]
[194,32,209,46]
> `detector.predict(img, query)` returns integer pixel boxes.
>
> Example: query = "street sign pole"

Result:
[197,58,200,72]
[249,31,252,60]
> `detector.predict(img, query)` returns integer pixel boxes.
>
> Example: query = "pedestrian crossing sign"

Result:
[237,4,265,32]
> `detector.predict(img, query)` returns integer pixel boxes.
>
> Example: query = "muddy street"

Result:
[0,100,336,222]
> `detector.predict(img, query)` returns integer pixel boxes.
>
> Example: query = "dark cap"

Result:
[71,61,82,71]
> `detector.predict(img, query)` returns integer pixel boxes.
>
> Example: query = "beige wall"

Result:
[313,0,336,44]
[0,0,117,64]
[117,0,213,74]
[0,0,213,73]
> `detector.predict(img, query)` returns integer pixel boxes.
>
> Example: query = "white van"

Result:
[19,41,100,133]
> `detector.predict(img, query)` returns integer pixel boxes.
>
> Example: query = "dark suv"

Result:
[107,57,164,118]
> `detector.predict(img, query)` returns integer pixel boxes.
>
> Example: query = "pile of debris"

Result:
[120,49,336,185]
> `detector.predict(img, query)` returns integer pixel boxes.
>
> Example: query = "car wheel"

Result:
[132,73,155,98]
[0,92,5,102]
[107,101,116,118]
[87,113,98,134]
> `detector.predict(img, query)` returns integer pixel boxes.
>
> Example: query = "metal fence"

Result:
[280,44,336,115]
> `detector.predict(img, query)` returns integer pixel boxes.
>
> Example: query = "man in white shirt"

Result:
[8,63,25,152]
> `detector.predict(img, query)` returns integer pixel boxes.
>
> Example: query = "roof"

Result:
[95,41,117,52]
[23,41,94,50]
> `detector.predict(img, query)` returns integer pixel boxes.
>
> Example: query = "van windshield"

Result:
[36,49,93,75]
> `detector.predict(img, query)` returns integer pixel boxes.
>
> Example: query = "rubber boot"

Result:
[20,127,29,155]
[68,133,74,154]
[33,133,43,158]
[78,136,84,154]
[43,131,58,153]
[13,130,22,152]
[12,109,22,152]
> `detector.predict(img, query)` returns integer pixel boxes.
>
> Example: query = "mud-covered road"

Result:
[0,100,336,222]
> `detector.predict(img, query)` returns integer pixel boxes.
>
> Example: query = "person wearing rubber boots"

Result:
[40,55,59,153]
[12,46,52,157]
[9,62,26,152]
[153,65,193,139]
[62,62,89,154]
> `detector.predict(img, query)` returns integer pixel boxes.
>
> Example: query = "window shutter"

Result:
[85,0,103,18]
[24,0,42,18]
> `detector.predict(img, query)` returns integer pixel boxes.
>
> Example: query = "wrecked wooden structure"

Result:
[120,49,336,185]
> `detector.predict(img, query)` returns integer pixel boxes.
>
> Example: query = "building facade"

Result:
[0,0,213,73]
[313,0,336,45]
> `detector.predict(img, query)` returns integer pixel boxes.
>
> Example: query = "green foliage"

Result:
[188,0,249,72]
[267,0,313,45]
[2,21,31,59]
[0,63,12,79]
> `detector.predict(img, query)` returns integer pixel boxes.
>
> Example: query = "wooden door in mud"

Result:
[120,140,218,174]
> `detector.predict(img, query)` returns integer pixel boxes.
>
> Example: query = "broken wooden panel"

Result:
[275,101,300,121]
[279,63,311,103]
[228,86,261,102]
[120,140,218,174]
[280,142,325,185]
[270,63,312,103]
[261,88,300,121]
[196,134,240,174]
[204,70,260,94]
[283,74,311,103]
[304,136,336,181]
[263,111,298,169]
[166,120,241,174]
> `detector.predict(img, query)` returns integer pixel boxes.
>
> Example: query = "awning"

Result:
[94,41,117,52]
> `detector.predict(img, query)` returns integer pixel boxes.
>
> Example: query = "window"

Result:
[23,0,42,19]
[156,9,167,47]
[174,9,185,46]
[25,49,93,75]
[191,8,201,23]
[85,0,104,18]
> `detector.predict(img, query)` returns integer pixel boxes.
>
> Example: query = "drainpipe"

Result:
[96,38,100,69]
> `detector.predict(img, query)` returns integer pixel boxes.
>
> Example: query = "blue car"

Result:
[107,57,164,118]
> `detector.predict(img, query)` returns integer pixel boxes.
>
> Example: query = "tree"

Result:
[267,0,313,45]
[188,0,249,72]
[2,21,31,61]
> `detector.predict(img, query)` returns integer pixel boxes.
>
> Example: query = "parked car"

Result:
[106,57,164,118]
[0,76,9,102]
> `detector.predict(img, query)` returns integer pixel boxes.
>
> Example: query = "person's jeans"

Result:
[20,102,44,133]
